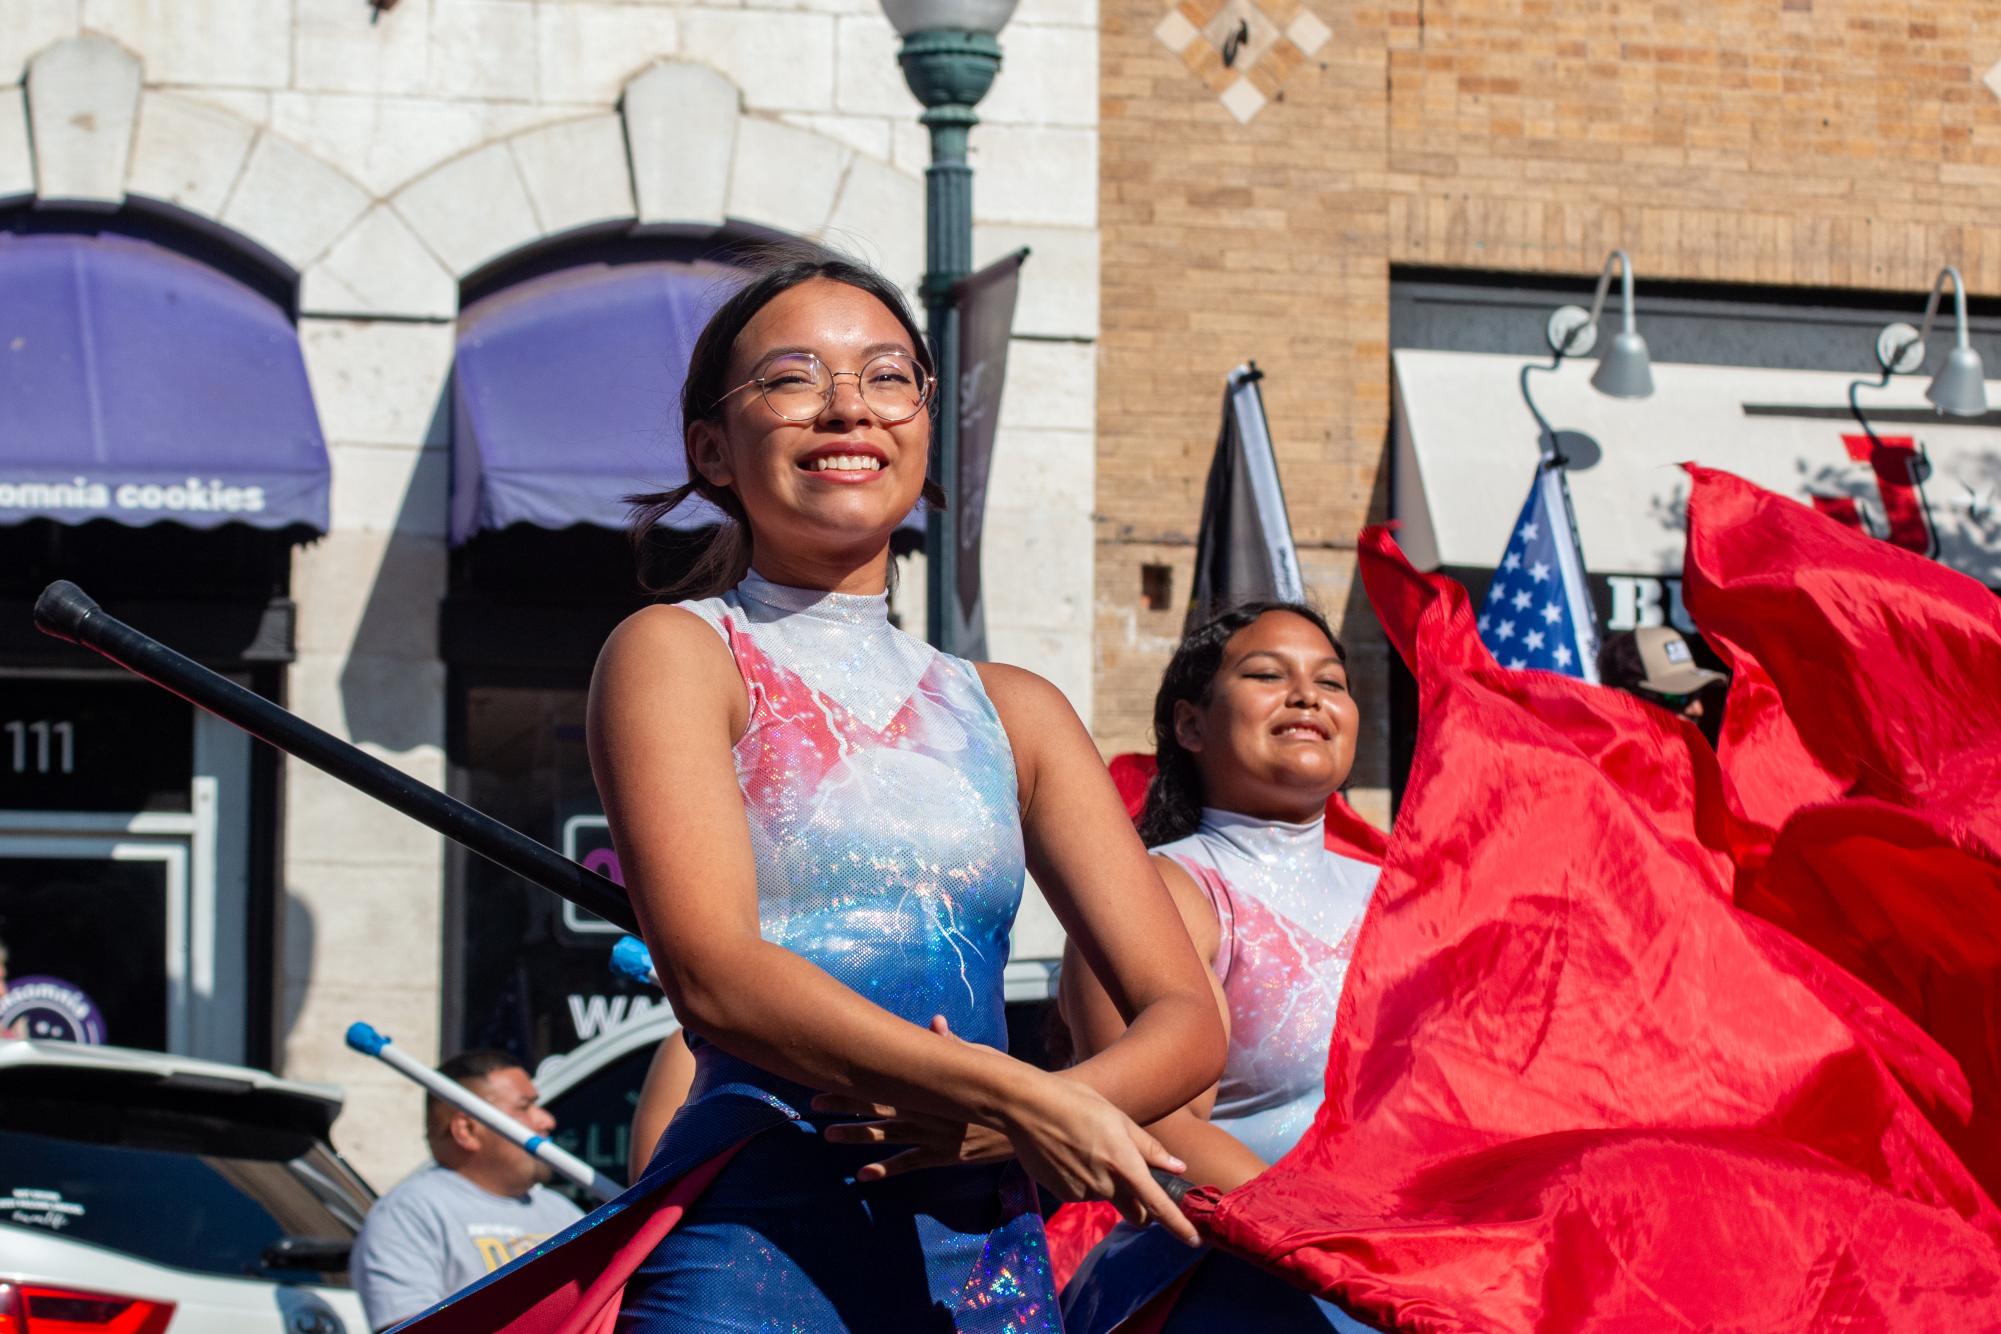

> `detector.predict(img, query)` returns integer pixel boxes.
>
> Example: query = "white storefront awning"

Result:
[1392,348,2001,587]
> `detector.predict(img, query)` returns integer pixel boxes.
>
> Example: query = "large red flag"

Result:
[1683,464,2001,1204]
[1684,464,2001,845]
[1178,525,2001,1330]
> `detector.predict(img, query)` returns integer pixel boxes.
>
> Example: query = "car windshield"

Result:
[0,1093,370,1284]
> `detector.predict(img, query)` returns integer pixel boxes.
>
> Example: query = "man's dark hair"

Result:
[438,1049,519,1087]
[425,1049,521,1131]
[1596,630,1649,693]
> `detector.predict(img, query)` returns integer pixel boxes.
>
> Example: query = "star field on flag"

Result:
[1477,461,1601,682]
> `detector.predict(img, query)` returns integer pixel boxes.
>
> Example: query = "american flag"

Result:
[1477,460,1601,682]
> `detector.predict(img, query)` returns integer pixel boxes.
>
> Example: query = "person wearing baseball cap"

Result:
[1596,626,1728,741]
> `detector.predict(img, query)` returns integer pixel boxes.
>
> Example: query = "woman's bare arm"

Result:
[817,672,1233,1199]
[976,664,1227,1125]
[628,1029,696,1184]
[590,608,1194,1233]
[1060,856,1267,1191]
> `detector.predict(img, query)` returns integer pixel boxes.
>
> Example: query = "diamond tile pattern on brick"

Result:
[1217,75,1267,124]
[1152,0,1327,123]
[1285,8,1331,56]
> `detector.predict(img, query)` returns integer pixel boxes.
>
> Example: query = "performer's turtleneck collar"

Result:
[739,568,890,626]
[1196,806,1325,865]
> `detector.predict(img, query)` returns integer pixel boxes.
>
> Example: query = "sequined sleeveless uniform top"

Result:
[616,571,1055,1334]
[1155,809,1381,1164]
[675,570,1023,1051]
[1061,812,1383,1334]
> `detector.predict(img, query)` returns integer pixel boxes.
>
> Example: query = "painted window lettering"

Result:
[112,479,269,514]
[2,1186,86,1230]
[1809,435,1936,557]
[1603,576,1696,634]
[5,719,75,775]
[0,477,267,514]
[0,479,110,511]
[566,991,666,1042]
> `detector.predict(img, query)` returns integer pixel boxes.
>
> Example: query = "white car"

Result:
[0,1040,373,1334]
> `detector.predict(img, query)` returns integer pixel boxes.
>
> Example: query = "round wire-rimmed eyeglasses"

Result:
[711,351,934,425]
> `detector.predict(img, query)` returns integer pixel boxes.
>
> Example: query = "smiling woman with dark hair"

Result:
[1059,602,1382,1334]
[399,245,1224,1334]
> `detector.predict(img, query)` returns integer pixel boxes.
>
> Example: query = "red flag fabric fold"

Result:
[1044,1199,1121,1292]
[1682,464,2001,1204]
[1108,751,1157,823]
[396,1144,742,1334]
[1179,524,2001,1330]
[1684,462,2001,844]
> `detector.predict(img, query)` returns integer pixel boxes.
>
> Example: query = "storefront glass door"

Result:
[0,673,251,1061]
[0,838,185,1049]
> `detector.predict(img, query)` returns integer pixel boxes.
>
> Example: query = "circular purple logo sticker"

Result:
[1,976,107,1044]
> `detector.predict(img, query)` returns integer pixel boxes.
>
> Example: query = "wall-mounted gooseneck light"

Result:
[1876,266,1989,418]
[1545,249,1655,399]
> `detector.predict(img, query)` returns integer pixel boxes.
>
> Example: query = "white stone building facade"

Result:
[0,0,1098,1186]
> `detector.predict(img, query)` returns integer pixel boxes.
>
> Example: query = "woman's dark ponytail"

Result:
[1136,600,1345,847]
[627,241,943,600]
[626,480,754,602]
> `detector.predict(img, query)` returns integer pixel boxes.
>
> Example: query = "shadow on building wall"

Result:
[336,381,452,753]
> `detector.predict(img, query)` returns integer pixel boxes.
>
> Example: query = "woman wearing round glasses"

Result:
[541,249,1225,1333]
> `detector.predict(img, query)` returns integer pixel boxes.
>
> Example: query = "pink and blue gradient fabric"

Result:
[614,573,1056,1331]
[1160,810,1377,1166]
[388,572,1056,1334]
[1063,810,1379,1334]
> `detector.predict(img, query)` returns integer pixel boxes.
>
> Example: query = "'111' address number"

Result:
[6,720,75,776]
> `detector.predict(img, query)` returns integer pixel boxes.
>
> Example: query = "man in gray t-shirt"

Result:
[348,1051,585,1331]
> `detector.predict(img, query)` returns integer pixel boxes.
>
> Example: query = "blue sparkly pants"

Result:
[1063,1222,1379,1334]
[616,1121,1060,1333]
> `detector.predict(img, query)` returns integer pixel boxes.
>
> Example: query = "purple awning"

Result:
[0,230,329,532]
[450,259,925,545]
[452,260,732,545]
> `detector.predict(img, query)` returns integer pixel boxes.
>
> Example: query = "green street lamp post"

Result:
[881,0,1017,654]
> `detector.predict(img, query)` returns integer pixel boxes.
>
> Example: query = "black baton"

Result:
[37,580,1204,1208]
[33,580,636,934]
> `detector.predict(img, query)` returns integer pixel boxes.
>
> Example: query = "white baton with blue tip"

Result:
[344,1021,623,1203]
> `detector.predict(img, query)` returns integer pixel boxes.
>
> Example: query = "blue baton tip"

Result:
[610,935,657,985]
[524,1134,547,1155]
[346,1021,389,1055]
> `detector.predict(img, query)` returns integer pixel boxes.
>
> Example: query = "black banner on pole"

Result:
[948,248,1028,661]
[1187,363,1305,631]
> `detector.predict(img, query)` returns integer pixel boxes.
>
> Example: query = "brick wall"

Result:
[1098,0,2001,826]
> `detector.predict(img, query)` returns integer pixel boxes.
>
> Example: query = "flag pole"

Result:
[346,1022,623,1203]
[1539,434,1603,683]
